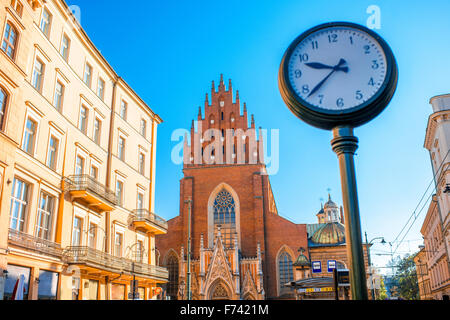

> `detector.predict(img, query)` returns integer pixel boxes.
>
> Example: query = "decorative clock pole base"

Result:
[331,126,368,300]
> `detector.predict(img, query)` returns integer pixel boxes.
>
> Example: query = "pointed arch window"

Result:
[278,251,294,288]
[213,189,236,248]
[166,253,179,300]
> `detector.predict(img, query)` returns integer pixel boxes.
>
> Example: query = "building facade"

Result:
[0,0,168,300]
[288,196,371,300]
[413,246,432,300]
[416,94,450,300]
[155,76,371,300]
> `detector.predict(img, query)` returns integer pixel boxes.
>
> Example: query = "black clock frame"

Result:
[278,22,398,130]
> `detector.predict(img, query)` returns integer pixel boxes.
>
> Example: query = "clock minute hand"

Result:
[307,59,348,98]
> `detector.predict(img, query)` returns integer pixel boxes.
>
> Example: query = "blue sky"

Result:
[69,0,450,271]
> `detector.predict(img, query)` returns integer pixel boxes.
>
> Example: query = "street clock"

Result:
[279,22,398,130]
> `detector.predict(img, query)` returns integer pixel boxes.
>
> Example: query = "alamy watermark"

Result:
[171,124,279,176]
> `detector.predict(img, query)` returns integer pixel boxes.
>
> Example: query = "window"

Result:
[278,251,294,288]
[39,8,52,37]
[120,100,127,120]
[11,0,24,17]
[60,34,70,61]
[46,135,59,170]
[140,119,147,137]
[32,58,44,92]
[90,165,98,180]
[72,216,82,246]
[35,192,54,240]
[37,270,59,300]
[1,22,18,59]
[116,180,123,206]
[3,265,30,300]
[93,118,101,144]
[75,155,84,175]
[135,240,143,262]
[88,223,97,249]
[22,117,37,154]
[9,178,29,232]
[118,136,125,161]
[213,189,236,248]
[97,78,105,100]
[138,152,145,175]
[114,232,123,257]
[0,87,8,130]
[79,105,88,134]
[88,280,98,300]
[137,192,144,210]
[53,81,64,111]
[83,63,92,87]
[166,254,179,300]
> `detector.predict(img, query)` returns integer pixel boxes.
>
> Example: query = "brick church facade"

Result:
[155,76,368,300]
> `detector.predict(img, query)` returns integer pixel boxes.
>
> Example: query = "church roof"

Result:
[323,194,338,209]
[309,222,346,246]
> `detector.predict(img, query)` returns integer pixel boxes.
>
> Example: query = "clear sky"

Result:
[68,0,450,272]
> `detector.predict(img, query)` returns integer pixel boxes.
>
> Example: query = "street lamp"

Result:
[364,232,385,300]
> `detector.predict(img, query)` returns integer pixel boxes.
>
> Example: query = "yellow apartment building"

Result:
[0,0,168,300]
[416,94,450,300]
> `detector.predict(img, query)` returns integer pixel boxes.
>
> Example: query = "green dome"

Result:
[310,222,345,245]
[293,253,311,267]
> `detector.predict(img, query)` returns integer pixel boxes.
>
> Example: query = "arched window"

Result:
[278,251,294,288]
[1,22,18,60]
[166,253,179,300]
[0,87,7,130]
[213,189,236,248]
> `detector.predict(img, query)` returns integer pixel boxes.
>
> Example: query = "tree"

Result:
[377,276,388,300]
[389,254,420,300]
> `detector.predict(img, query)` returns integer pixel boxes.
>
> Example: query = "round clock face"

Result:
[287,26,387,112]
[279,22,398,130]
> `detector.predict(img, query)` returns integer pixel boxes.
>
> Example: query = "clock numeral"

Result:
[368,77,375,86]
[302,85,310,94]
[364,45,371,54]
[328,34,338,43]
[299,54,309,63]
[372,60,379,69]
[356,90,363,100]
[349,36,354,45]
[295,70,302,78]
[318,95,324,105]
[336,98,344,108]
[312,41,319,50]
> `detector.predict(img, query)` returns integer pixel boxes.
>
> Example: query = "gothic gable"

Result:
[203,233,235,296]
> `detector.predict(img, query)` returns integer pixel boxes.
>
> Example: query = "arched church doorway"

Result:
[208,280,232,300]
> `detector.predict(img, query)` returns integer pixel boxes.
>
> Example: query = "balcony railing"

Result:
[130,209,168,234]
[62,246,168,281]
[63,175,117,211]
[8,229,63,258]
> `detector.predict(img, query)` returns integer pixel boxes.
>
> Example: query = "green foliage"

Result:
[377,277,388,300]
[388,254,420,300]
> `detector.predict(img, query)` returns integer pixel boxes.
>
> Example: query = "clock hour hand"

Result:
[307,59,348,98]
[305,62,349,73]
[305,62,334,70]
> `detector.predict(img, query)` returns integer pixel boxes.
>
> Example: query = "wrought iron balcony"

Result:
[129,209,168,234]
[63,175,117,212]
[62,246,168,282]
[8,229,62,258]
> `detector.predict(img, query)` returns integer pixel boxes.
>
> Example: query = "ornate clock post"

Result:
[279,22,398,299]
